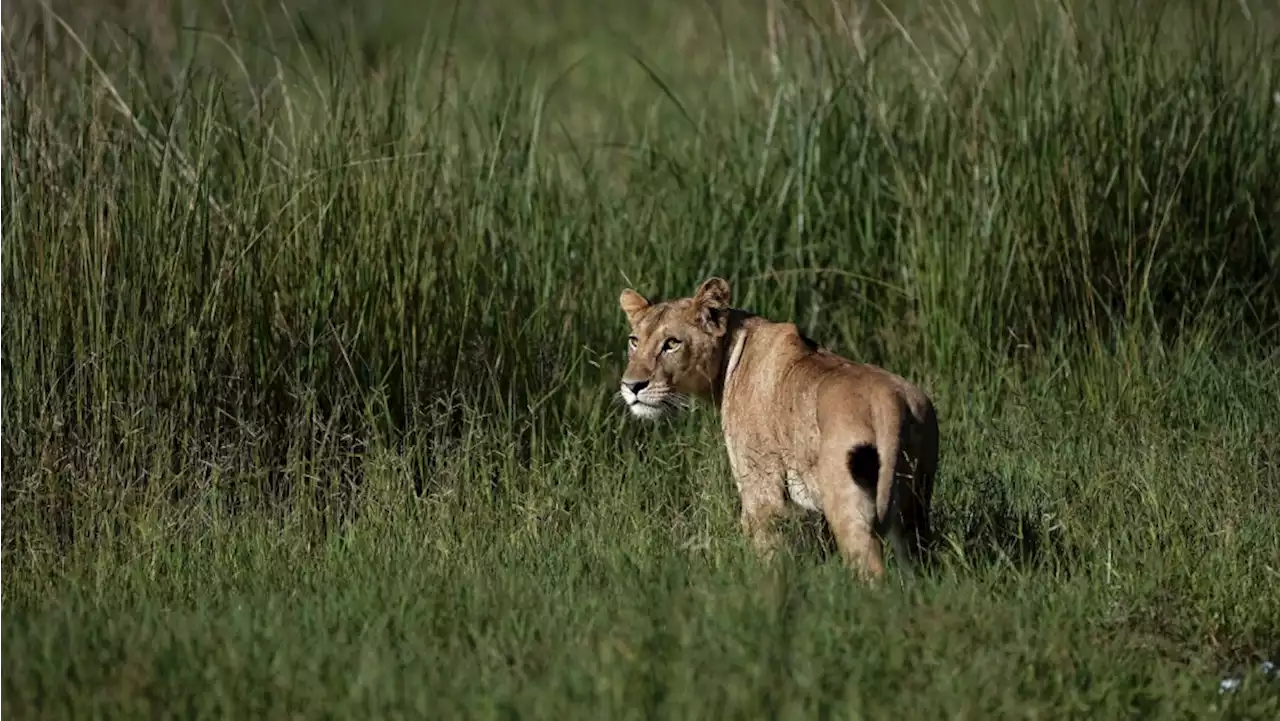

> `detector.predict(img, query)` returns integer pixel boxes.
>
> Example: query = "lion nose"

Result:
[623,379,649,394]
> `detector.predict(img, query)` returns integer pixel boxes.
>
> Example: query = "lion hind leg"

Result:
[819,445,885,581]
[836,439,919,580]
[867,415,923,577]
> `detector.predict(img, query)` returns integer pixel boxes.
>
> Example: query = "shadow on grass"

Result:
[932,473,1068,573]
[767,472,1068,576]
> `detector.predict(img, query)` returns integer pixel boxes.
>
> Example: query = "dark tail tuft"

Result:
[847,444,879,493]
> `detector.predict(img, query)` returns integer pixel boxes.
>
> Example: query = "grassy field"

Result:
[3,0,1280,717]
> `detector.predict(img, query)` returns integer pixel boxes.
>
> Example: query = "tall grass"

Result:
[3,0,1279,716]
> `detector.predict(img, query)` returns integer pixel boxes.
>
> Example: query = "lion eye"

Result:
[661,337,682,353]
[627,336,639,351]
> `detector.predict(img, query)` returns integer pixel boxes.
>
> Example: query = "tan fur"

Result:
[618,277,939,581]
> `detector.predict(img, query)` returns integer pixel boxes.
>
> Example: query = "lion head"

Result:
[616,277,732,420]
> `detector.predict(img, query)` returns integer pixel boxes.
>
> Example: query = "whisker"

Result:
[661,393,691,412]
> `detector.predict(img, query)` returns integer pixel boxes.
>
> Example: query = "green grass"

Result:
[3,0,1280,717]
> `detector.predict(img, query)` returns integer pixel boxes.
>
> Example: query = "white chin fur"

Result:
[627,402,668,421]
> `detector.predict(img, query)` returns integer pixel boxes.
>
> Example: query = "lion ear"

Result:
[693,277,730,311]
[619,289,650,319]
[693,277,731,336]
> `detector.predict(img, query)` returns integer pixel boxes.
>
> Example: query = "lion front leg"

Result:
[737,478,787,560]
[724,439,786,559]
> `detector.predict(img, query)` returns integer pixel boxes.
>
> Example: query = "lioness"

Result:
[617,277,939,580]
